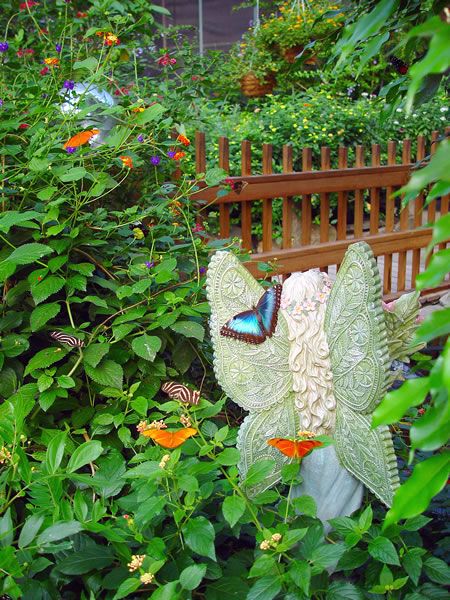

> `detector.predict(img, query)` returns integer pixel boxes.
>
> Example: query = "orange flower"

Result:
[303,103,311,107]
[120,155,133,168]
[131,107,145,113]
[173,151,185,160]
[177,134,190,147]
[44,57,60,66]
[63,129,100,149]
[104,32,120,46]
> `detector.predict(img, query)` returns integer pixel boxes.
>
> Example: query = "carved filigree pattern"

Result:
[237,395,301,495]
[206,251,292,412]
[324,242,390,414]
[335,404,400,506]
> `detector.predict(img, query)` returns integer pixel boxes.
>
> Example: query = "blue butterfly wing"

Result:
[256,285,282,336]
[220,309,266,344]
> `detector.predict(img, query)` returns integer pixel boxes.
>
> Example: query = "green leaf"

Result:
[416,308,450,343]
[83,343,110,368]
[134,103,166,124]
[384,452,450,528]
[150,581,180,600]
[222,495,246,527]
[0,509,13,547]
[31,275,65,304]
[289,561,311,596]
[358,505,373,531]
[403,548,424,586]
[372,378,431,427]
[29,157,50,172]
[57,544,114,574]
[24,346,68,375]
[311,543,347,569]
[0,210,41,233]
[244,459,276,488]
[423,557,450,585]
[326,581,364,599]
[247,576,281,600]
[216,447,240,466]
[183,516,216,560]
[131,334,161,361]
[73,57,98,71]
[46,431,66,473]
[205,167,228,187]
[18,514,45,549]
[37,520,83,546]
[292,495,317,517]
[180,563,207,591]
[67,440,103,473]
[411,399,450,451]
[85,359,123,389]
[402,515,432,531]
[37,186,58,200]
[368,536,400,565]
[6,243,53,265]
[170,320,205,342]
[112,577,141,600]
[416,250,450,290]
[30,302,61,331]
[249,554,278,578]
[59,167,87,182]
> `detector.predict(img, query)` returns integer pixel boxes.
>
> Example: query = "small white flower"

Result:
[440,107,448,112]
[394,120,399,125]
[412,113,418,118]
[361,92,368,97]
[396,107,402,113]
[441,116,446,121]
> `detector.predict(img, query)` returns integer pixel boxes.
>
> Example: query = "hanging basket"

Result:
[240,72,276,97]
[282,45,304,63]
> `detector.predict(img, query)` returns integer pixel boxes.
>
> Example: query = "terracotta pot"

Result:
[240,72,276,97]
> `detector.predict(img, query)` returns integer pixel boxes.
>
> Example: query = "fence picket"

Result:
[383,141,397,294]
[282,145,294,249]
[397,139,411,291]
[301,148,312,245]
[241,140,252,251]
[370,144,381,235]
[337,146,348,240]
[262,143,273,252]
[411,136,426,284]
[218,136,230,238]
[354,145,365,238]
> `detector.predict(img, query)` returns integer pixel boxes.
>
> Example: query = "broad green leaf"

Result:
[326,581,364,599]
[46,431,67,473]
[416,249,450,290]
[134,103,166,124]
[112,577,141,600]
[31,275,65,304]
[216,447,240,466]
[358,505,373,531]
[402,548,424,586]
[292,495,317,517]
[311,543,347,569]
[0,210,41,233]
[150,581,180,600]
[416,308,450,343]
[179,563,207,591]
[131,334,161,361]
[57,544,114,574]
[372,377,430,427]
[59,167,87,182]
[85,359,123,389]
[249,554,278,578]
[384,452,450,528]
[183,516,216,560]
[73,57,98,71]
[289,561,311,596]
[30,302,61,331]
[410,398,450,451]
[67,440,103,473]
[247,576,281,600]
[6,243,53,265]
[222,495,246,527]
[0,509,13,547]
[170,320,205,342]
[37,520,83,546]
[29,157,50,172]
[83,343,110,368]
[423,557,450,585]
[18,514,45,549]
[24,347,68,375]
[37,186,58,200]
[244,459,276,488]
[368,536,400,565]
[205,167,228,187]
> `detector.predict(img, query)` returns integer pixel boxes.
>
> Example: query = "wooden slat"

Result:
[439,127,450,251]
[192,164,412,203]
[320,147,331,243]
[241,140,252,251]
[195,131,206,174]
[246,228,434,276]
[383,141,397,294]
[397,139,411,291]
[426,131,439,264]
[411,136,426,283]
[262,143,273,252]
[354,145,365,238]
[301,148,312,245]
[337,147,348,240]
[218,136,230,238]
[370,144,381,235]
[282,145,294,249]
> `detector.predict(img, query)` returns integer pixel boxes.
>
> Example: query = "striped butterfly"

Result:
[50,331,85,348]
[161,381,200,405]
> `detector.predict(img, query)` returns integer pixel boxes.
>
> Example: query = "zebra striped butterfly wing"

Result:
[50,331,85,348]
[161,381,200,405]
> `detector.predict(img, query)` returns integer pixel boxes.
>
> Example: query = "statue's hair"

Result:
[281,270,336,435]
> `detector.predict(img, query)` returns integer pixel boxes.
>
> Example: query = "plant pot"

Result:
[282,45,304,63]
[240,72,276,97]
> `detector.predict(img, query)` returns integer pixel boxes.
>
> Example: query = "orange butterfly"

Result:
[267,438,323,458]
[63,129,100,149]
[142,427,197,449]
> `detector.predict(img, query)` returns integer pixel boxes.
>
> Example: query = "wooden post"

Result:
[218,136,230,238]
[282,145,294,249]
[241,140,252,251]
[411,136,426,284]
[439,127,450,250]
[354,145,365,238]
[301,148,312,245]
[195,131,206,174]
[383,141,397,294]
[337,146,348,240]
[397,139,411,291]
[262,143,273,252]
[370,144,381,235]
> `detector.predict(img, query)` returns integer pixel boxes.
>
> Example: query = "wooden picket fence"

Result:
[192,129,450,298]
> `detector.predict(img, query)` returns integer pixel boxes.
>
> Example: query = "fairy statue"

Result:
[206,242,421,526]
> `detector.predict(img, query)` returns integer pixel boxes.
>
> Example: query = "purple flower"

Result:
[137,134,144,143]
[199,266,207,275]
[65,146,76,154]
[167,150,175,159]
[151,155,161,165]
[63,79,75,90]
[0,99,3,106]
[0,42,9,52]
[145,261,155,268]
[55,43,62,53]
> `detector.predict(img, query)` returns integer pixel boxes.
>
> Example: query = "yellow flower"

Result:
[140,573,154,585]
[44,57,59,66]
[128,554,145,572]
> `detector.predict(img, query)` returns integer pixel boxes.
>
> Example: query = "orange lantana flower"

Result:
[177,134,190,147]
[44,57,60,66]
[120,156,133,168]
[173,151,186,161]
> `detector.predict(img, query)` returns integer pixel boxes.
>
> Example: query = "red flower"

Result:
[17,48,35,58]
[39,66,49,75]
[173,151,185,161]
[157,53,176,66]
[19,123,30,129]
[76,11,88,17]
[19,0,39,10]
[177,134,190,147]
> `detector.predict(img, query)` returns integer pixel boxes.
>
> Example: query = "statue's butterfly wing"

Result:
[256,284,282,337]
[267,438,323,458]
[142,427,197,448]
[220,308,266,344]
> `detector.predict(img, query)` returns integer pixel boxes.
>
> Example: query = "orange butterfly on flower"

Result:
[63,129,100,149]
[142,427,197,449]
[267,430,323,458]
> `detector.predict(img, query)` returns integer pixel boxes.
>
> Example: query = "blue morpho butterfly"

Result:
[220,284,282,345]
